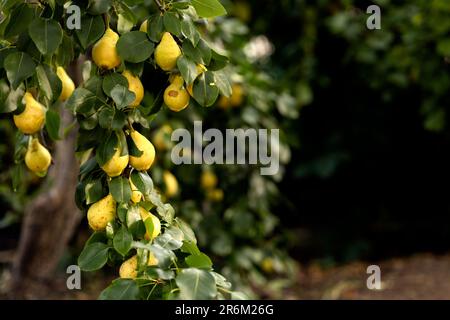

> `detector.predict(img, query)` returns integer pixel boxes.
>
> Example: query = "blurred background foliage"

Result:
[1,0,450,298]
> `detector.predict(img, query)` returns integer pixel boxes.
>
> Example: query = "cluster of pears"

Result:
[13,67,75,176]
[201,170,223,202]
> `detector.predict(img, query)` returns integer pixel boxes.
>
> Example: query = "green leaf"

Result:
[116,31,154,63]
[182,41,203,64]
[28,18,63,56]
[88,0,112,15]
[192,71,219,107]
[208,49,229,71]
[4,52,36,90]
[163,12,182,37]
[96,131,118,166]
[78,243,110,271]
[109,176,132,203]
[147,14,164,42]
[177,55,198,85]
[191,0,226,18]
[36,65,62,102]
[181,19,200,46]
[66,88,97,115]
[85,178,105,205]
[85,231,108,246]
[213,70,231,97]
[0,82,24,113]
[102,73,128,97]
[117,3,136,34]
[130,171,153,195]
[185,253,213,269]
[175,268,217,299]
[197,39,212,65]
[145,268,175,280]
[113,226,133,256]
[76,14,105,50]
[154,233,183,250]
[111,84,135,109]
[4,4,34,38]
[181,241,201,255]
[56,34,75,67]
[98,279,139,300]
[45,109,60,140]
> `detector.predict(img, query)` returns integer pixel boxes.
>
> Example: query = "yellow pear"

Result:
[56,66,75,101]
[129,130,155,171]
[139,20,148,32]
[92,28,121,70]
[163,77,190,112]
[154,32,181,71]
[87,194,116,231]
[163,170,178,198]
[101,145,129,177]
[13,92,46,134]
[119,255,138,279]
[130,178,143,203]
[122,70,144,107]
[201,170,218,190]
[139,207,161,240]
[25,137,51,176]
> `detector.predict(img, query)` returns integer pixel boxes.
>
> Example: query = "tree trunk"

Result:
[8,62,83,299]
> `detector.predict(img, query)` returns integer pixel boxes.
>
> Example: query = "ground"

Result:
[295,253,450,300]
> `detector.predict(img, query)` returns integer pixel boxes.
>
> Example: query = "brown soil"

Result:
[295,253,450,300]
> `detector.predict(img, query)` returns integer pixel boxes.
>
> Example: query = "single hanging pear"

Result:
[92,28,121,70]
[25,137,52,176]
[154,32,181,71]
[56,66,75,101]
[163,75,190,112]
[87,194,116,231]
[129,130,156,171]
[101,137,129,177]
[13,92,46,134]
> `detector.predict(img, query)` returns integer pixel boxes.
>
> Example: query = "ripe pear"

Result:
[92,28,121,70]
[130,178,143,203]
[122,70,144,107]
[25,137,51,176]
[154,32,181,71]
[139,207,161,240]
[129,130,155,171]
[101,146,129,177]
[87,194,116,231]
[163,78,190,112]
[119,255,138,279]
[201,170,218,190]
[163,170,178,198]
[56,66,75,101]
[13,92,46,134]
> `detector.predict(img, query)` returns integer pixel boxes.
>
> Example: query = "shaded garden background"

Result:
[1,0,450,299]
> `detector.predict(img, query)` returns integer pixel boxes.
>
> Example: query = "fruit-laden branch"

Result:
[8,61,83,299]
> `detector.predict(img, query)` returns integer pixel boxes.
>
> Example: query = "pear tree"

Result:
[0,0,240,300]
